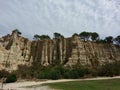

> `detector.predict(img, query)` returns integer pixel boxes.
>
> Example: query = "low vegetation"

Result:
[0,61,119,82]
[6,74,17,83]
[0,70,17,83]
[0,61,120,81]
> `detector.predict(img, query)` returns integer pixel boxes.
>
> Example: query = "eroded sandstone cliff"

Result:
[0,31,120,71]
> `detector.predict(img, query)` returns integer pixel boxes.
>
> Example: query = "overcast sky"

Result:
[0,0,120,39]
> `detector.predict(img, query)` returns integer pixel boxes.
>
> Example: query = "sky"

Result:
[0,0,120,39]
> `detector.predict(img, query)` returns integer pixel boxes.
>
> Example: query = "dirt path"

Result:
[2,76,120,90]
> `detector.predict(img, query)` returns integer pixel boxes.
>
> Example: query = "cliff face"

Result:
[0,31,32,71]
[0,31,120,71]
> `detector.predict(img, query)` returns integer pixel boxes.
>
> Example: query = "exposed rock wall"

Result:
[0,31,120,71]
[0,31,32,71]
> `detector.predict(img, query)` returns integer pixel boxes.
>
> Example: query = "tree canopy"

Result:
[33,34,50,40]
[79,31,99,41]
[91,32,99,41]
[54,32,64,39]
[12,29,22,35]
[79,31,91,41]
[115,35,120,46]
[31,31,120,45]
[105,36,113,43]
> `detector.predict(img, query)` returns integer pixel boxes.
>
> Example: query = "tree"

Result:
[105,36,113,44]
[39,35,50,40]
[79,31,91,41]
[115,35,120,46]
[12,29,22,35]
[91,32,99,41]
[33,34,51,40]
[33,34,41,40]
[54,32,64,39]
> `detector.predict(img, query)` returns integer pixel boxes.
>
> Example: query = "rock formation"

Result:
[0,31,120,71]
[0,31,32,71]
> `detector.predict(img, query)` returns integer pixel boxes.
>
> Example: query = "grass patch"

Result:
[43,79,120,90]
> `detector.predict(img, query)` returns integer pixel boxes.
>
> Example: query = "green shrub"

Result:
[6,74,17,83]
[0,70,9,78]
[70,70,79,79]
[50,70,61,80]
[98,61,120,77]
[39,69,61,80]
[63,68,90,79]
[91,70,98,77]
[63,70,71,79]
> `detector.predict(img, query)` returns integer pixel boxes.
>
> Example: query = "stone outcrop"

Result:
[0,31,120,71]
[0,31,32,71]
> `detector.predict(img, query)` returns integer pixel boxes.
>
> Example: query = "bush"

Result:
[63,71,71,79]
[70,70,79,79]
[39,69,61,80]
[6,74,17,83]
[0,70,9,79]
[91,70,98,77]
[50,70,61,80]
[12,61,120,80]
[63,68,90,79]
[98,61,120,77]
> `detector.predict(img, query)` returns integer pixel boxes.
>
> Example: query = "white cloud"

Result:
[0,0,119,39]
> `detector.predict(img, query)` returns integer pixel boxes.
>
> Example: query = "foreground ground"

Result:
[1,76,120,90]
[44,78,120,90]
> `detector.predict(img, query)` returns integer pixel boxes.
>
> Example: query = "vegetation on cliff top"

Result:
[9,29,120,46]
[32,30,120,46]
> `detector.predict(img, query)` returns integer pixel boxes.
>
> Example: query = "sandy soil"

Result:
[1,76,120,90]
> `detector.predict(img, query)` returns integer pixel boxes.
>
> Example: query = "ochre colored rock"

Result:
[0,31,120,71]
